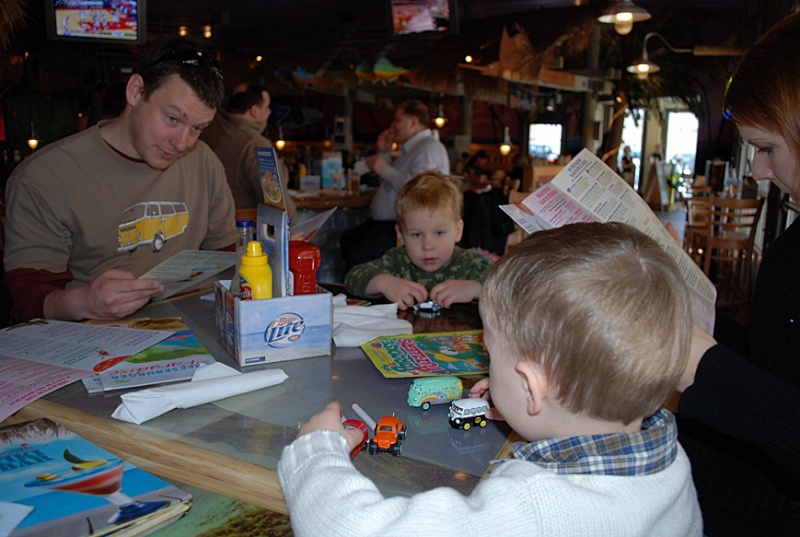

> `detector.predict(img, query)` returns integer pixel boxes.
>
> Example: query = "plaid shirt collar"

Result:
[510,409,678,476]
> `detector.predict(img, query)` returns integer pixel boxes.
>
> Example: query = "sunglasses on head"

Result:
[159,48,223,81]
[722,75,733,120]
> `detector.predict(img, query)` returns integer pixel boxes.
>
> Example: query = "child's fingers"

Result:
[341,426,367,452]
[485,408,505,421]
[469,377,491,399]
[298,401,346,437]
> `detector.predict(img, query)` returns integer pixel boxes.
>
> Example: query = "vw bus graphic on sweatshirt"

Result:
[118,201,190,252]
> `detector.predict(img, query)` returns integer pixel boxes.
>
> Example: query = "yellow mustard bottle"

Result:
[238,241,273,300]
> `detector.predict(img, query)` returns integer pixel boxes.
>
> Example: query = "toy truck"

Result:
[407,377,463,410]
[448,398,490,430]
[367,415,407,457]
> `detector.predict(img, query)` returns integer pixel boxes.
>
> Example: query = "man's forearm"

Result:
[5,267,71,323]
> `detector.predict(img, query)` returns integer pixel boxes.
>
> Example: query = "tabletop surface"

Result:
[13,288,511,514]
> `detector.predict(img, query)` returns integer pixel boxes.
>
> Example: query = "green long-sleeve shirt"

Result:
[344,246,494,299]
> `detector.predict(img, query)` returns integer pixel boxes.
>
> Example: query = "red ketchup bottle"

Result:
[288,241,321,295]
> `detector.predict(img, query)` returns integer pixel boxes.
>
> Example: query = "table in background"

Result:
[8,289,508,518]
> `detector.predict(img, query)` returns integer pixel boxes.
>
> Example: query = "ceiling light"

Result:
[203,25,213,39]
[627,32,742,79]
[434,103,447,129]
[499,126,512,156]
[178,25,188,37]
[626,32,691,79]
[614,18,634,36]
[598,1,651,35]
[27,123,39,150]
[275,126,286,151]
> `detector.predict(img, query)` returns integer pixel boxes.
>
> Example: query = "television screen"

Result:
[45,0,146,45]
[391,0,456,36]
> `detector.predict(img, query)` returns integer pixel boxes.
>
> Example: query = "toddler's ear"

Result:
[515,361,547,416]
[454,219,464,243]
[395,224,405,247]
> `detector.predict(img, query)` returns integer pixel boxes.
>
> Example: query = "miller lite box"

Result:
[215,280,332,366]
[215,153,335,366]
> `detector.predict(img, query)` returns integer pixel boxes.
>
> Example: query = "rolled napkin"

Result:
[112,363,288,425]
[332,294,413,347]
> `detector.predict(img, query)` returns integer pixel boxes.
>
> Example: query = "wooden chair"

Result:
[693,195,764,315]
[683,196,710,263]
[683,186,711,262]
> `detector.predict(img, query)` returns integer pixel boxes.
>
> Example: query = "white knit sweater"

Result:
[278,430,702,537]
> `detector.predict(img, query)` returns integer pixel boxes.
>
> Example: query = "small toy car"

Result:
[448,398,490,430]
[342,419,369,458]
[412,300,441,318]
[367,415,407,456]
[407,377,463,410]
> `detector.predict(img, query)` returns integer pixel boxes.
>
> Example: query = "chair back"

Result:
[686,197,710,227]
[705,195,764,253]
[702,196,765,315]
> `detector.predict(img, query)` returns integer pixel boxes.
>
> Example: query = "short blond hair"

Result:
[395,171,462,231]
[480,222,692,424]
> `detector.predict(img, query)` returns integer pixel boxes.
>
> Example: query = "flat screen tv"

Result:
[390,0,458,36]
[45,0,147,45]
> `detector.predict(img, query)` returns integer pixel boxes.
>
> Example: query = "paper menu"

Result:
[81,317,216,394]
[501,148,716,334]
[0,319,173,423]
[140,249,237,301]
[0,319,172,372]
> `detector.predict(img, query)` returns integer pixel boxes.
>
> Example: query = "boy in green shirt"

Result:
[344,171,493,309]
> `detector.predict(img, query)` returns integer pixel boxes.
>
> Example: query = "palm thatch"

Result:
[410,3,609,96]
[0,418,69,444]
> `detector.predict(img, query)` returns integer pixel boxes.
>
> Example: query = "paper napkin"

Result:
[112,363,288,425]
[332,294,413,347]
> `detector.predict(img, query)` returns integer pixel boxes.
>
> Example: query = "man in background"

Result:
[340,99,449,271]
[202,83,295,219]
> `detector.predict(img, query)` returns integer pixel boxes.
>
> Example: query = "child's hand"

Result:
[298,401,367,453]
[468,378,505,421]
[368,274,428,310]
[469,377,491,400]
[665,222,680,243]
[430,280,482,308]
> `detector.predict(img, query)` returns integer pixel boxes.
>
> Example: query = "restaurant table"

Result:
[6,286,512,519]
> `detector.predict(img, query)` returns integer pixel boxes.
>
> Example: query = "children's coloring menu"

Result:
[361,330,488,378]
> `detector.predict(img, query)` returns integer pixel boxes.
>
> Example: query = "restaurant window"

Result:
[528,124,562,163]
[665,111,699,178]
[621,108,645,190]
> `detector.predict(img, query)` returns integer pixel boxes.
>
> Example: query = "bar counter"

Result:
[289,187,376,211]
[6,287,510,519]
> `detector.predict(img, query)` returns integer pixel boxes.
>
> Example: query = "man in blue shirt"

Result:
[341,99,449,272]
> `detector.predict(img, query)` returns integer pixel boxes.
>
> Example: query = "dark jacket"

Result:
[678,216,800,536]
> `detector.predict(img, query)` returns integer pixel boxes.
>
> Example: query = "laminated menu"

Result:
[500,148,717,334]
[81,318,216,394]
[361,330,488,378]
[0,418,191,537]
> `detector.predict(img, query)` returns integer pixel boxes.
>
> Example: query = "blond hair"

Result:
[480,222,692,424]
[395,171,462,231]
